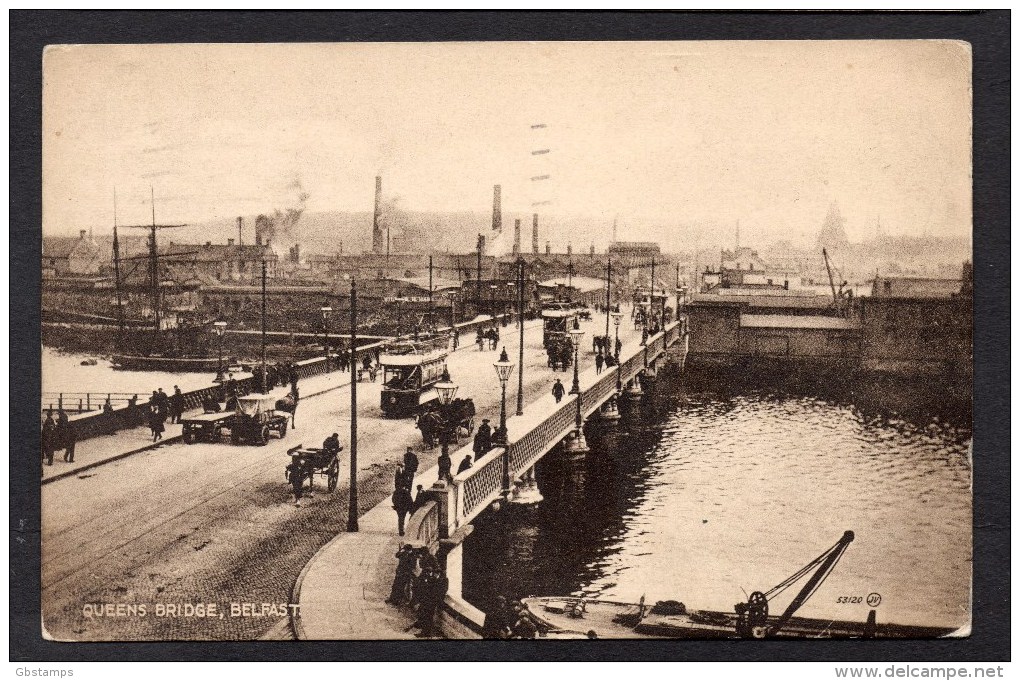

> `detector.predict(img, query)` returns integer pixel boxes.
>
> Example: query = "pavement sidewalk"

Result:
[41,368,355,484]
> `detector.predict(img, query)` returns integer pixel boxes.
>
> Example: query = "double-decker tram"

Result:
[379,333,450,418]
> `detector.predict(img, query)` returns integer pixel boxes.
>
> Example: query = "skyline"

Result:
[43,41,972,248]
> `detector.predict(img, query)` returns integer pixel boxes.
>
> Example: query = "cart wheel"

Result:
[183,431,194,445]
[279,421,288,437]
[327,459,339,492]
[259,426,269,446]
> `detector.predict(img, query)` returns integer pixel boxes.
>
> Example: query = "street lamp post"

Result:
[566,319,588,453]
[213,320,227,383]
[611,309,624,392]
[492,347,515,494]
[434,368,458,458]
[346,279,358,533]
[320,305,332,367]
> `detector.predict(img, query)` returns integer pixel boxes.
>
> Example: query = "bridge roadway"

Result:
[40,309,643,641]
[294,317,682,640]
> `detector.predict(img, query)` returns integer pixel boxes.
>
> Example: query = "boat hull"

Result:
[111,354,221,372]
[522,597,958,640]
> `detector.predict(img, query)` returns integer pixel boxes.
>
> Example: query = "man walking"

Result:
[41,411,57,467]
[595,352,605,374]
[437,450,453,484]
[473,418,492,458]
[392,476,414,536]
[403,446,419,482]
[552,379,565,403]
[171,386,185,424]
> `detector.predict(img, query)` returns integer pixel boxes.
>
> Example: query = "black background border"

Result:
[10,10,1010,663]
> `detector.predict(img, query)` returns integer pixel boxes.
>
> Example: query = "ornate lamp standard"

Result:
[320,305,332,366]
[611,309,624,391]
[213,320,227,383]
[492,347,515,494]
[434,368,458,457]
[346,278,358,533]
[566,319,588,453]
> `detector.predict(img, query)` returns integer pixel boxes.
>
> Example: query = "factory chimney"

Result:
[567,242,573,256]
[512,219,521,256]
[532,214,539,254]
[492,185,502,232]
[372,176,384,255]
[545,241,551,255]
[237,216,243,245]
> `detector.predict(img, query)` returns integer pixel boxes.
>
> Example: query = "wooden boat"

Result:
[111,354,223,372]
[521,531,960,640]
[521,596,957,640]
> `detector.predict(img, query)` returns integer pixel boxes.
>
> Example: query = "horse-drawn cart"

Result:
[181,412,234,444]
[286,443,341,493]
[414,398,476,449]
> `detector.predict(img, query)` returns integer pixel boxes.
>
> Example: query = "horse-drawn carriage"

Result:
[286,443,341,493]
[414,398,476,449]
[182,390,296,446]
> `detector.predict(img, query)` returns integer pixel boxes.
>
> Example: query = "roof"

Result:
[539,276,606,293]
[42,237,79,259]
[392,276,462,292]
[740,314,859,330]
[691,292,834,309]
[165,243,277,262]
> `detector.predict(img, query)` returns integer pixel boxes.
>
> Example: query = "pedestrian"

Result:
[149,405,165,442]
[156,388,169,417]
[457,453,473,475]
[386,544,419,606]
[452,328,460,350]
[392,478,413,536]
[552,379,565,403]
[403,446,419,480]
[289,365,299,392]
[476,329,484,352]
[41,411,57,467]
[127,394,139,427]
[473,418,492,458]
[437,450,453,484]
[102,397,117,435]
[58,411,76,463]
[411,484,427,512]
[595,352,605,374]
[286,456,309,507]
[481,596,513,640]
[171,385,185,424]
[412,567,448,637]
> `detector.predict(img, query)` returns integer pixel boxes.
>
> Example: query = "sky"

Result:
[42,41,972,248]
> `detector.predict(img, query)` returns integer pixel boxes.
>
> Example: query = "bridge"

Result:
[294,319,686,639]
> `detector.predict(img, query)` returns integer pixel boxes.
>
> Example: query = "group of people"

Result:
[145,386,186,442]
[481,595,546,639]
[259,362,301,393]
[40,409,76,466]
[475,327,501,351]
[385,543,448,638]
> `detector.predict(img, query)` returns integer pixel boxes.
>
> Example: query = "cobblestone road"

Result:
[42,313,639,640]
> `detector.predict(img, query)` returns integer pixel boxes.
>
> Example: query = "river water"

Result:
[42,347,216,401]
[462,374,972,632]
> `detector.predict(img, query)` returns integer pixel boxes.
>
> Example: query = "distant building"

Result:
[816,202,850,251]
[42,230,104,277]
[164,239,278,283]
[870,276,965,299]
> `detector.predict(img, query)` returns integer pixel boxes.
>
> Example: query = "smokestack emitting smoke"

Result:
[532,214,539,254]
[492,185,502,232]
[513,219,521,256]
[372,176,384,255]
[254,178,309,253]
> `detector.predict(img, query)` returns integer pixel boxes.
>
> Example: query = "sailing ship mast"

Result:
[112,189,125,336]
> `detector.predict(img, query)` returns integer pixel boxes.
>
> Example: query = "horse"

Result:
[275,390,299,428]
[414,409,444,449]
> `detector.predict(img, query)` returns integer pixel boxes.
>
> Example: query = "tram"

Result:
[541,301,583,349]
[379,333,450,418]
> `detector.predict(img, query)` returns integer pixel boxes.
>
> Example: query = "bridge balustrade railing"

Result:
[405,500,440,553]
[448,322,681,530]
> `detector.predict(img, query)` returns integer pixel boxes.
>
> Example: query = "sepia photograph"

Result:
[37,39,974,643]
